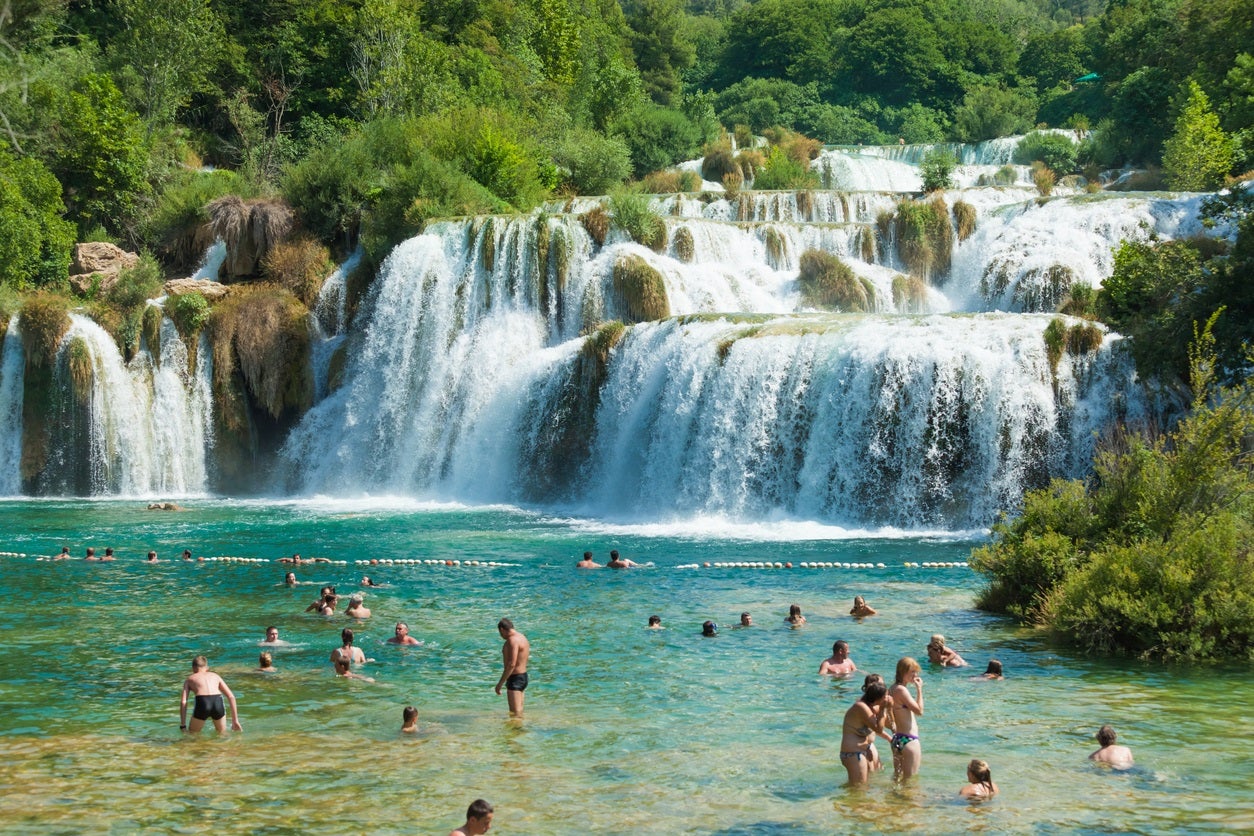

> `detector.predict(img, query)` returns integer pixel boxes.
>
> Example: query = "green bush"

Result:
[0,150,76,290]
[609,190,666,251]
[798,250,872,312]
[895,197,953,279]
[611,105,704,180]
[1014,131,1078,175]
[169,292,211,338]
[972,328,1254,659]
[920,150,956,193]
[701,141,739,184]
[752,146,819,190]
[18,292,72,370]
[611,254,670,322]
[143,169,245,272]
[553,129,632,196]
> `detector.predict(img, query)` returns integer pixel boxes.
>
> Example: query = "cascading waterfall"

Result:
[311,248,362,401]
[36,314,209,496]
[0,317,24,495]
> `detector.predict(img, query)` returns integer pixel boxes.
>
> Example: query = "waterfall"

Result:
[36,314,209,496]
[311,248,362,402]
[192,239,228,280]
[0,317,23,495]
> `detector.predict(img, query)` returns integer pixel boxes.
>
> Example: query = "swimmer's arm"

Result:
[219,680,242,730]
[179,678,190,729]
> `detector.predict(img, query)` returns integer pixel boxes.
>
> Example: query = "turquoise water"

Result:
[0,498,1251,834]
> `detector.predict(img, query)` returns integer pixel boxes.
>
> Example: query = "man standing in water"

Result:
[179,656,241,734]
[494,618,530,717]
[449,799,494,835]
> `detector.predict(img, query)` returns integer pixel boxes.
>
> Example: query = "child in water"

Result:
[959,759,998,799]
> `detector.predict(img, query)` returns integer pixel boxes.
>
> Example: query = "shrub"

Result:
[733,124,754,149]
[263,237,334,308]
[611,254,670,323]
[0,150,75,289]
[762,127,821,167]
[722,171,743,200]
[169,292,211,338]
[640,170,701,194]
[1162,81,1236,192]
[1066,322,1103,355]
[553,128,632,196]
[609,190,666,251]
[18,292,71,370]
[919,150,956,193]
[1014,131,1078,176]
[953,201,977,241]
[142,169,245,273]
[1059,283,1096,317]
[701,141,739,184]
[1032,163,1056,197]
[209,285,313,420]
[891,274,928,313]
[753,146,819,191]
[798,250,872,312]
[895,197,953,279]
[736,149,764,180]
[95,255,165,357]
[580,205,610,247]
[673,227,695,263]
[1042,317,1067,368]
[612,105,704,180]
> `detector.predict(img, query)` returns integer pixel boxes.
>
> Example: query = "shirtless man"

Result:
[344,595,371,619]
[305,587,337,613]
[450,799,494,836]
[85,547,99,561]
[818,640,857,675]
[331,628,367,666]
[179,656,241,734]
[181,549,193,561]
[387,622,422,645]
[55,546,71,560]
[606,550,638,569]
[576,551,600,568]
[1089,725,1134,768]
[283,572,298,586]
[260,626,289,646]
[401,705,419,733]
[102,547,115,561]
[146,551,158,563]
[494,618,530,717]
[736,612,753,628]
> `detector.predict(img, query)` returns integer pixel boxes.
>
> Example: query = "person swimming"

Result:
[959,759,998,799]
[849,596,877,617]
[976,659,1004,680]
[926,634,966,667]
[785,604,806,626]
[1089,725,1134,768]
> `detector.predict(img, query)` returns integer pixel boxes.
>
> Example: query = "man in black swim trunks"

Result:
[179,655,241,734]
[494,618,530,718]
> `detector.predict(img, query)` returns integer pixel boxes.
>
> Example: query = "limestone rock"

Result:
[68,242,140,295]
[164,277,230,301]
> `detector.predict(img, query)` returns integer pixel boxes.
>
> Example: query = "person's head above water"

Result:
[702,620,718,636]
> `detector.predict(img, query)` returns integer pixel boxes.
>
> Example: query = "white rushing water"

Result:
[0,317,24,495]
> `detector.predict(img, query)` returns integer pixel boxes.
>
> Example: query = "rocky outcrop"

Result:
[68,243,139,295]
[164,278,231,300]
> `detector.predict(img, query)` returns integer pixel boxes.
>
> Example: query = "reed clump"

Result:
[580,205,610,247]
[611,254,670,323]
[66,337,93,406]
[798,250,873,312]
[207,195,296,280]
[609,190,666,252]
[673,226,695,264]
[141,303,163,357]
[641,170,701,193]
[953,200,977,241]
[263,236,334,308]
[892,274,929,313]
[895,196,953,280]
[19,292,71,371]
[763,226,787,269]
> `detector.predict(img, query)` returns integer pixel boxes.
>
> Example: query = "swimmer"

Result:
[361,576,379,587]
[284,572,297,586]
[976,660,1004,680]
[818,640,857,675]
[494,618,530,717]
[278,553,303,565]
[344,595,371,619]
[179,655,241,734]
[388,622,422,646]
[926,634,966,667]
[257,652,275,672]
[576,551,601,568]
[735,612,753,628]
[306,587,337,614]
[333,656,374,682]
[450,799,494,836]
[1089,725,1134,769]
[840,680,891,785]
[146,551,158,563]
[701,620,718,637]
[181,549,193,561]
[102,547,115,561]
[785,604,806,626]
[260,626,289,646]
[85,547,98,561]
[889,657,924,779]
[606,550,638,568]
[55,546,71,560]
[959,759,998,799]
[401,705,419,733]
[850,596,877,617]
[331,628,367,665]
[647,615,663,629]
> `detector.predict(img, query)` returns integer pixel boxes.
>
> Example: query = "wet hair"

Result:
[860,681,887,705]
[402,705,418,723]
[967,759,993,792]
[833,640,849,654]
[583,551,593,559]
[789,604,802,617]
[861,673,884,692]
[341,628,354,644]
[61,546,70,554]
[895,656,921,684]
[498,617,514,631]
[182,549,192,557]
[266,625,278,635]
[396,622,408,631]
[467,799,494,820]
[192,655,207,669]
[984,659,1003,676]
[853,596,865,606]
[86,547,95,557]
[147,551,157,560]
[104,547,113,556]
[1097,725,1117,747]
[741,612,751,620]
[259,652,272,668]
[648,615,661,626]
[610,550,620,559]
[929,634,945,648]
[702,620,718,636]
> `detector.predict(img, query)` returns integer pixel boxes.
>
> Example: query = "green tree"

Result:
[1162,80,1235,191]
[1014,131,1078,174]
[952,84,1037,142]
[919,149,956,192]
[610,104,702,178]
[624,0,694,106]
[0,149,75,288]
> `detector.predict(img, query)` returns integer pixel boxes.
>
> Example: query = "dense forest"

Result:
[1,0,1252,287]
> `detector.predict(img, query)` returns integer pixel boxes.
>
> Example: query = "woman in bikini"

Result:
[785,604,807,626]
[889,656,924,780]
[849,596,877,617]
[839,680,891,785]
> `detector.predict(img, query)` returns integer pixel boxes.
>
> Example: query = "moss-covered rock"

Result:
[894,196,953,280]
[953,200,977,241]
[262,236,334,308]
[141,303,163,359]
[580,205,610,247]
[798,250,873,312]
[673,226,695,264]
[891,274,929,313]
[611,254,671,323]
[209,285,313,422]
[19,292,70,371]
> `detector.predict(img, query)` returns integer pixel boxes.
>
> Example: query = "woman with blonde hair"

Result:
[888,656,924,779]
[959,759,998,799]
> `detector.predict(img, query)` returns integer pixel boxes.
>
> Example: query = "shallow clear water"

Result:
[0,498,1250,834]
